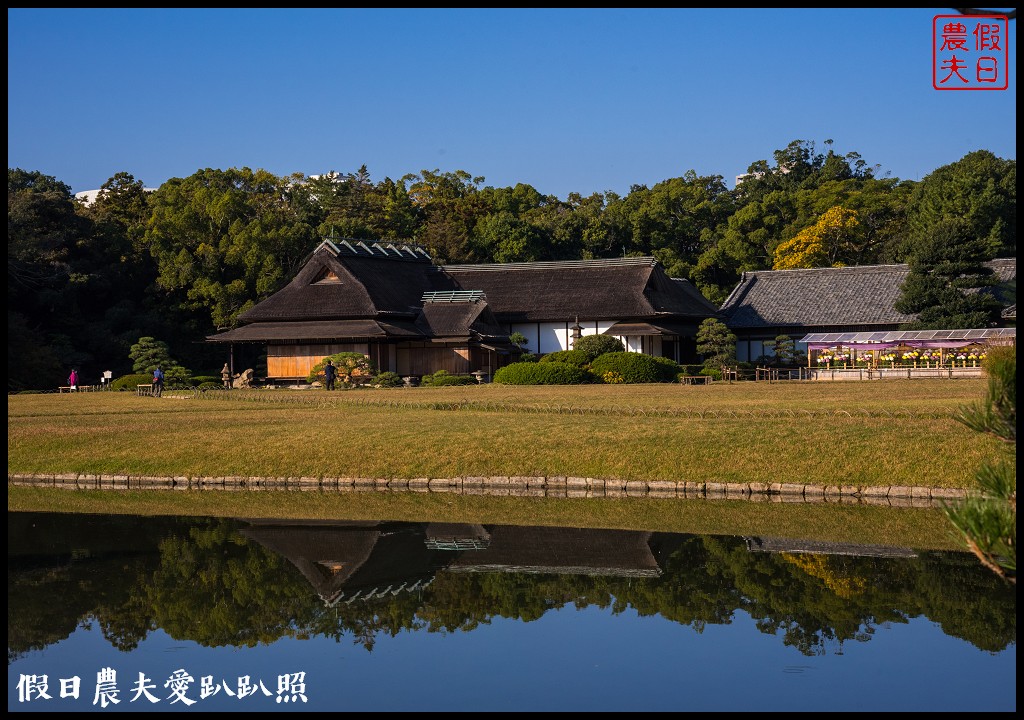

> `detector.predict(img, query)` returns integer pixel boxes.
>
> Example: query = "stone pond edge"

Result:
[8,473,969,508]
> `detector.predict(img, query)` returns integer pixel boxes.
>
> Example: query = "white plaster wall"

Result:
[511,319,665,356]
[538,323,569,354]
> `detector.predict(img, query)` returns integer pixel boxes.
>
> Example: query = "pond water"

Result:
[8,512,1016,712]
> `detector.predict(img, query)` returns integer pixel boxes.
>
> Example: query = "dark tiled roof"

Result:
[720,259,1016,329]
[746,537,917,558]
[443,257,717,322]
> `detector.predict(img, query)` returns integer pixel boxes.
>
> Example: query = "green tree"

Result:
[8,168,94,388]
[945,345,1016,583]
[625,172,734,275]
[572,334,625,362]
[74,172,163,373]
[403,169,487,263]
[145,167,319,331]
[773,206,859,269]
[901,150,1015,260]
[762,334,800,365]
[476,211,545,263]
[696,318,737,369]
[129,336,176,373]
[894,218,1003,329]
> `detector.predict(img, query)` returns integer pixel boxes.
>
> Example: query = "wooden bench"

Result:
[59,385,96,393]
[137,384,154,396]
[679,375,711,385]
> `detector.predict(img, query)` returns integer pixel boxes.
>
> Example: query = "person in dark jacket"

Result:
[324,360,337,391]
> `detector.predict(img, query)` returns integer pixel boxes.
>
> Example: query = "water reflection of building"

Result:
[240,521,663,606]
[745,536,917,558]
[438,524,662,578]
[240,521,449,607]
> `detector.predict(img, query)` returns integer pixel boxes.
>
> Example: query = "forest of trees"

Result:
[7,140,1016,390]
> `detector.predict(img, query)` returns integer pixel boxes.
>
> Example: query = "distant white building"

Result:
[75,187,157,206]
[735,163,791,188]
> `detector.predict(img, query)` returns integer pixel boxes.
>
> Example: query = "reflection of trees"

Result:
[8,515,1017,660]
[7,512,171,661]
[7,558,152,661]
[619,535,742,630]
[911,552,1017,653]
[146,521,314,647]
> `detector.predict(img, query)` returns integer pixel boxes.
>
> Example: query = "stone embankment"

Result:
[8,473,967,507]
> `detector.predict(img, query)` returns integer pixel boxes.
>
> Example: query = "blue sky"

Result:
[7,8,1017,199]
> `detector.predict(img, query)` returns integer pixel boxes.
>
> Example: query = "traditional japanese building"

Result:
[206,238,720,381]
[239,521,663,608]
[718,258,1016,362]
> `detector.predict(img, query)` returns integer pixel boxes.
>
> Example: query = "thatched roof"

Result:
[236,243,454,324]
[240,522,447,605]
[720,258,1016,330]
[445,525,662,578]
[415,296,509,340]
[208,319,423,342]
[443,257,719,322]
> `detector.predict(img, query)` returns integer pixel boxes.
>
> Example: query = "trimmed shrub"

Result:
[538,349,591,367]
[190,375,219,386]
[373,371,404,388]
[197,382,222,391]
[588,352,681,383]
[307,352,377,385]
[421,370,477,386]
[163,366,193,389]
[110,374,155,391]
[572,335,625,362]
[651,355,683,377]
[699,367,723,381]
[493,361,592,385]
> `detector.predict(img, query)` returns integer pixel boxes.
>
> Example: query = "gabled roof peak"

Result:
[422,290,486,303]
[315,236,432,262]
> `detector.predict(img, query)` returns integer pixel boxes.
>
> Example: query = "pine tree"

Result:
[895,218,1002,329]
[945,345,1016,583]
[696,318,737,369]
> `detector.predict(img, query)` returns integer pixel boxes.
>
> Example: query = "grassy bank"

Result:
[7,379,1004,488]
[7,485,966,551]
